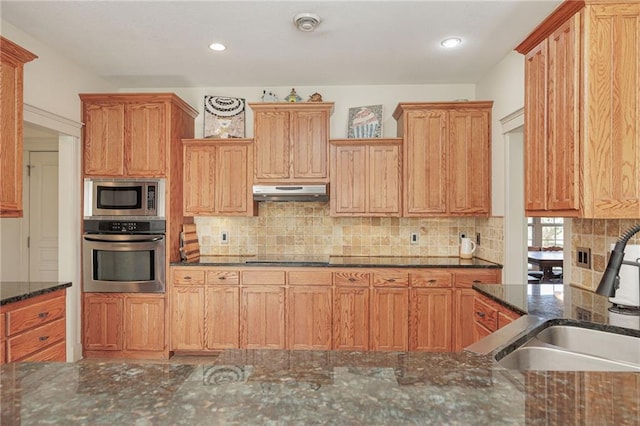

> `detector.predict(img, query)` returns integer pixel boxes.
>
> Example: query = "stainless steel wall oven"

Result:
[82,219,166,293]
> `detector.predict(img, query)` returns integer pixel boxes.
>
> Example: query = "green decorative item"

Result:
[285,88,302,102]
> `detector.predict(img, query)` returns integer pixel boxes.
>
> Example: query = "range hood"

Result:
[253,184,328,202]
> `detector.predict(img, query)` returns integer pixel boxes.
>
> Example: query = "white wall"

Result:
[122,84,476,139]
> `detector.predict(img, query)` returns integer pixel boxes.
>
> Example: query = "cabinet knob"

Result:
[348,277,357,282]
[475,311,486,318]
[428,279,437,283]
[218,276,226,280]
[184,276,192,280]
[38,312,49,319]
[386,278,396,283]
[39,335,49,342]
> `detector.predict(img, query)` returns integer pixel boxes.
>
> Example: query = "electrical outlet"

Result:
[221,231,229,244]
[476,232,481,246]
[577,247,591,269]
[410,232,419,245]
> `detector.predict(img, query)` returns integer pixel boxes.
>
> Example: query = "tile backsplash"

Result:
[194,202,503,263]
[571,219,640,292]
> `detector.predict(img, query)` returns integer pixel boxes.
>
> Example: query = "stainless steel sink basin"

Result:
[497,324,640,372]
[535,325,640,365]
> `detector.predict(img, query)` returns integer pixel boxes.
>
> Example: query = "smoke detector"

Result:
[294,13,321,32]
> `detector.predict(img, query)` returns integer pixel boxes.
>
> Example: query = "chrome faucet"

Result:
[596,224,640,315]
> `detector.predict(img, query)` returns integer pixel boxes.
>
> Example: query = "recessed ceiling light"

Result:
[441,37,462,48]
[209,42,226,51]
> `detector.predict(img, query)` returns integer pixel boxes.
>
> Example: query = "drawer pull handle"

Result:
[39,336,49,342]
[218,276,226,280]
[38,312,49,319]
[473,280,481,283]
[386,279,396,283]
[348,278,357,282]
[476,311,486,318]
[428,279,437,283]
[184,276,192,280]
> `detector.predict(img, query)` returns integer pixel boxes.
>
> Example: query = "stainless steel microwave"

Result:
[84,178,165,218]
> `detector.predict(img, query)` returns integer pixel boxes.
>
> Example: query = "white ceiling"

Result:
[1,1,561,88]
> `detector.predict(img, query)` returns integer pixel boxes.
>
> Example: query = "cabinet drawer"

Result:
[372,270,409,287]
[20,340,66,362]
[7,318,65,362]
[455,270,500,288]
[242,270,285,285]
[6,295,65,336]
[288,271,332,286]
[473,297,498,332]
[333,271,370,287]
[1,313,5,340]
[173,269,205,285]
[410,271,452,288]
[207,271,239,285]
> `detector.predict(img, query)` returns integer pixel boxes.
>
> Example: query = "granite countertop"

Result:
[173,255,502,268]
[0,281,72,306]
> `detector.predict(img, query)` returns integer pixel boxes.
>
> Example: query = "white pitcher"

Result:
[460,237,477,259]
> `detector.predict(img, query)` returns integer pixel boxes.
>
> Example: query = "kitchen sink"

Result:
[497,324,640,372]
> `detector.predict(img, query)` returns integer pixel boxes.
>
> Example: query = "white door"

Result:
[28,151,59,281]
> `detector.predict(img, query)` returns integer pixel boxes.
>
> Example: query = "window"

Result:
[527,217,564,247]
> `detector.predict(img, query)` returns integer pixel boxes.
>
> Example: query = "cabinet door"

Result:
[217,144,250,214]
[126,102,167,177]
[291,110,329,180]
[287,286,332,350]
[83,294,123,351]
[124,295,165,351]
[83,103,126,176]
[240,286,286,349]
[584,3,640,218]
[370,288,408,351]
[333,287,369,350]
[368,144,401,215]
[254,110,290,180]
[403,110,447,215]
[409,288,452,352]
[524,41,548,212]
[206,286,240,349]
[171,286,205,350]
[452,288,476,351]
[448,109,491,215]
[183,143,216,215]
[331,145,366,214]
[547,15,580,213]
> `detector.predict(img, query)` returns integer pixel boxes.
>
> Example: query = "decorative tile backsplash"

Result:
[195,203,504,263]
[571,218,640,292]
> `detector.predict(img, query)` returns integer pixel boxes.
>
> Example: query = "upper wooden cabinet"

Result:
[517,1,640,218]
[0,37,37,218]
[249,102,334,183]
[80,93,198,177]
[330,138,402,217]
[182,139,256,216]
[393,101,492,217]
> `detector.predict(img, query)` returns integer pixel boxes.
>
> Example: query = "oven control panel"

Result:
[83,219,166,234]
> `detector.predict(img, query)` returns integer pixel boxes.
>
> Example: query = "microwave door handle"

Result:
[83,235,164,243]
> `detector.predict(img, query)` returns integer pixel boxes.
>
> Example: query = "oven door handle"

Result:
[83,235,165,243]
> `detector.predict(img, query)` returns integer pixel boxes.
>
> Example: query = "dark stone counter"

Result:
[173,255,502,269]
[0,281,72,306]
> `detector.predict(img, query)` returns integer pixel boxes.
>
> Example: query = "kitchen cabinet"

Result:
[333,271,370,350]
[206,270,240,349]
[2,290,66,363]
[517,1,640,218]
[452,268,501,351]
[80,93,198,177]
[370,270,409,351]
[472,291,521,340]
[393,101,492,217]
[287,271,332,349]
[182,139,256,216]
[249,103,334,183]
[330,139,402,217]
[0,37,37,218]
[240,270,286,349]
[409,270,452,352]
[83,292,166,359]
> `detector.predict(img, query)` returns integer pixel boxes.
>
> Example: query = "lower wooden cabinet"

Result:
[2,290,67,364]
[240,286,285,349]
[169,266,502,353]
[472,291,521,340]
[83,292,166,359]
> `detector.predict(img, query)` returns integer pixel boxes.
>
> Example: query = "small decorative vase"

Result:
[285,88,302,102]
